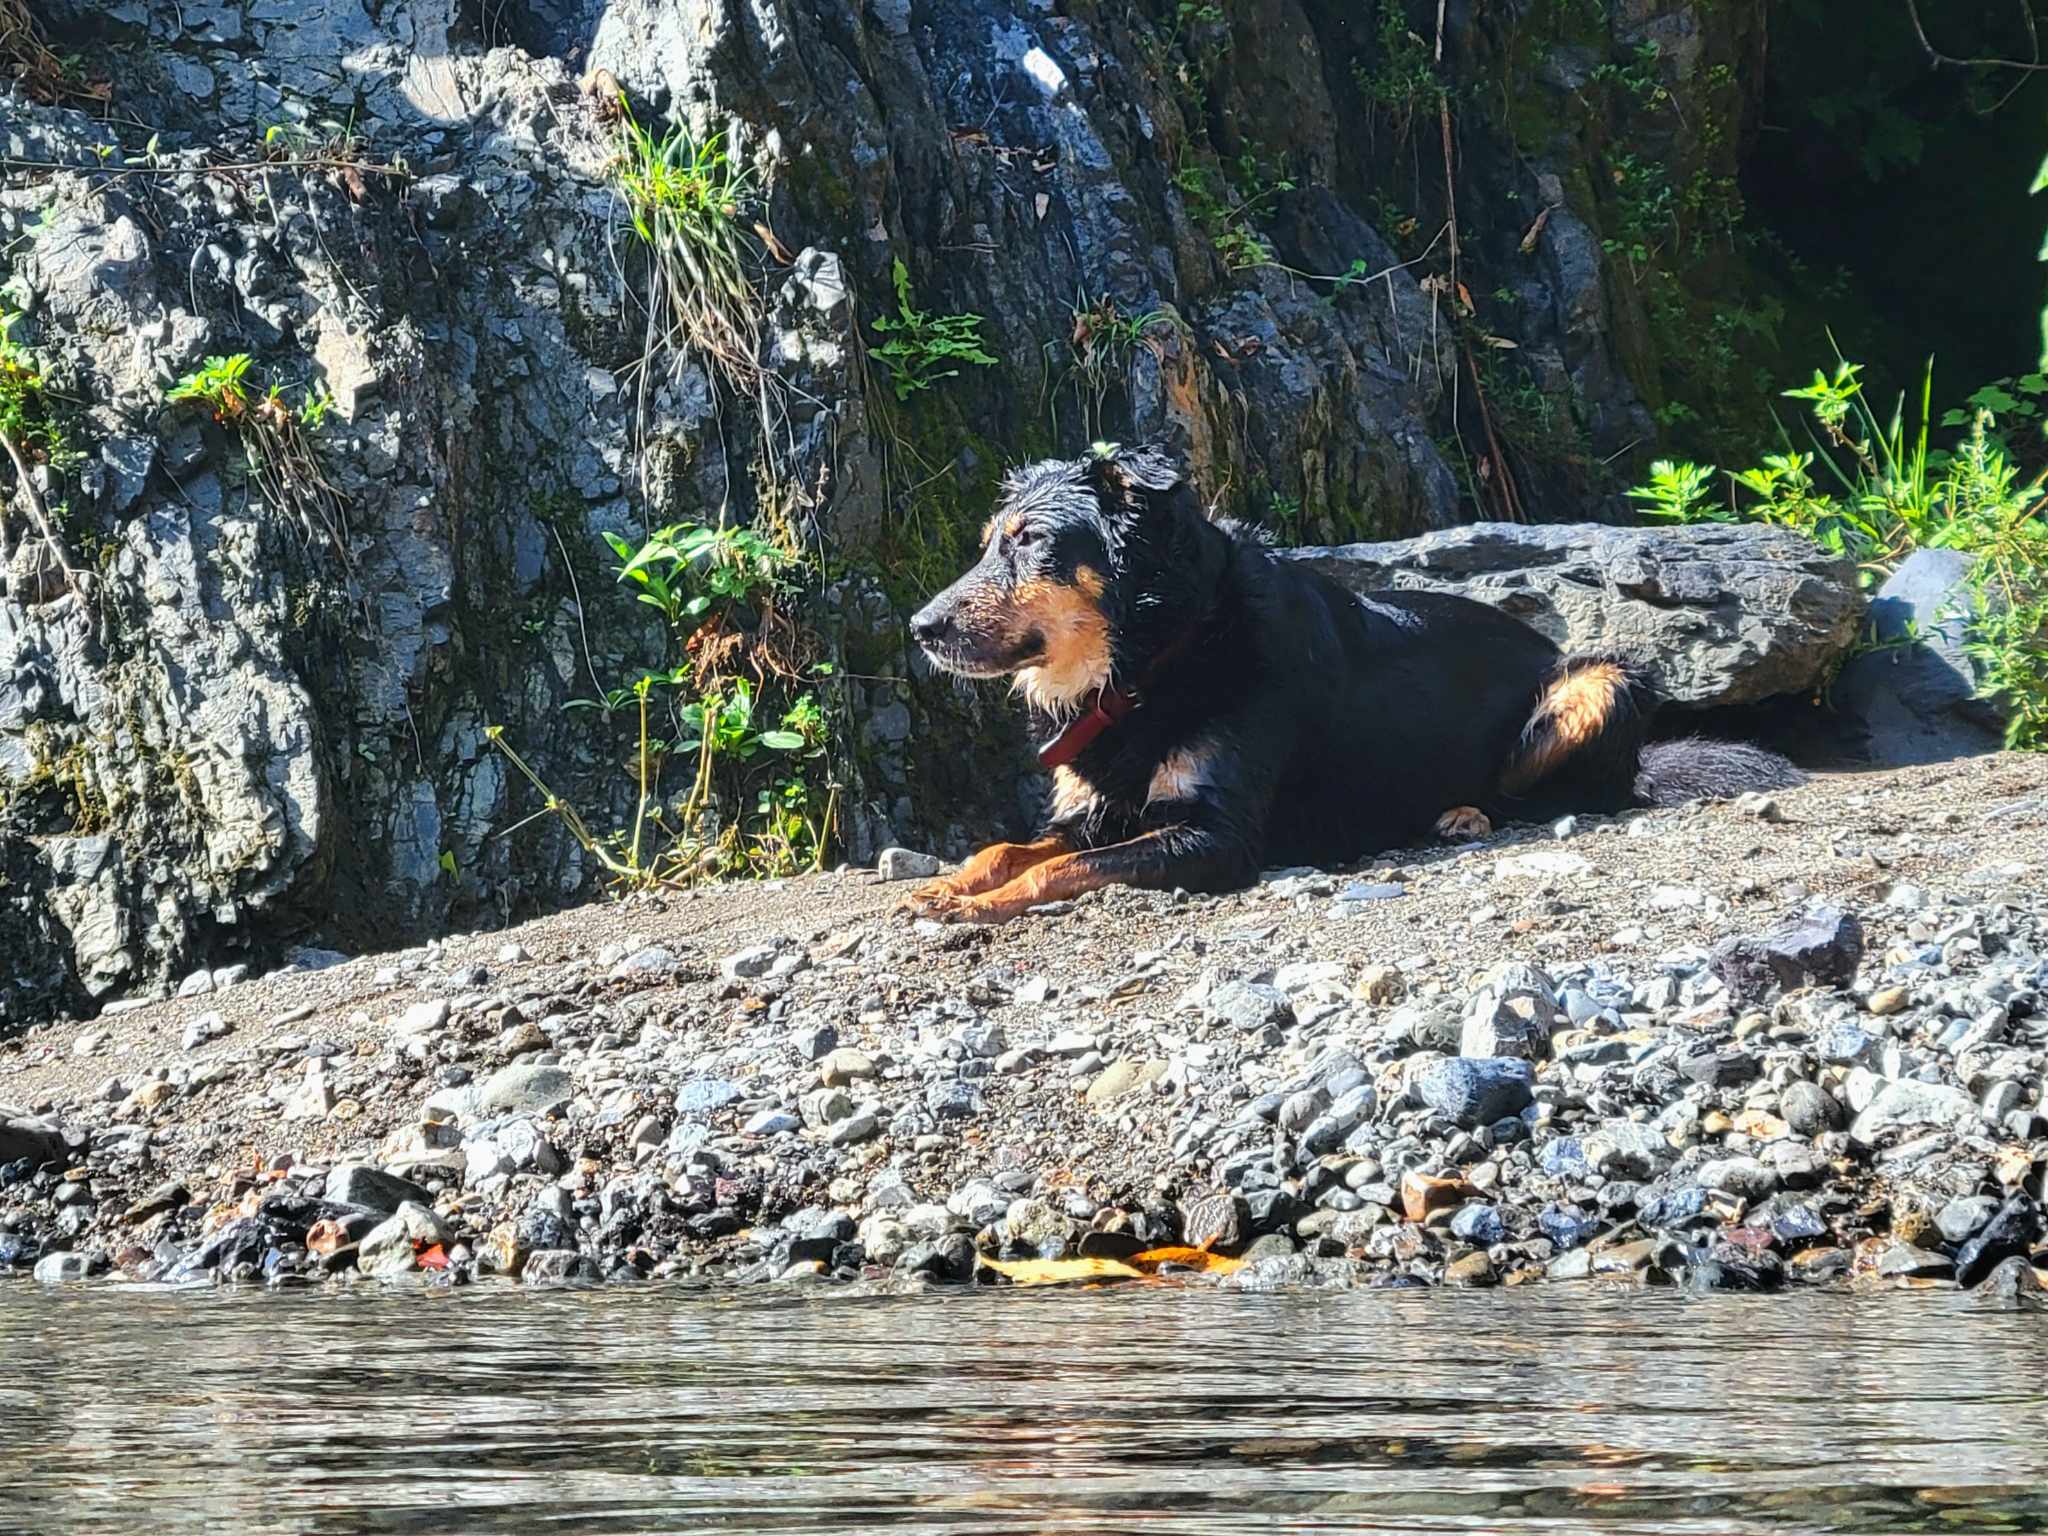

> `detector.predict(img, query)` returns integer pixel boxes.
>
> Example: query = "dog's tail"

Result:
[1633,736,1806,807]
[1499,657,1803,814]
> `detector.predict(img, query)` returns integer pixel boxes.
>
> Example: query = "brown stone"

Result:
[305,1219,352,1258]
[1400,1170,1472,1223]
[1444,1251,1495,1287]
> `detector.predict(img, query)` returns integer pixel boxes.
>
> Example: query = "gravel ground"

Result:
[5,754,2048,1298]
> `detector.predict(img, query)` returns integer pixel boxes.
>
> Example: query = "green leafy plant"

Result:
[0,308,44,440]
[600,520,785,629]
[1173,160,1289,270]
[1628,357,2048,748]
[166,353,254,422]
[0,306,86,592]
[614,99,756,374]
[1626,458,1720,523]
[868,259,996,401]
[1590,40,1665,108]
[609,95,795,498]
[165,353,348,558]
[1267,491,1304,539]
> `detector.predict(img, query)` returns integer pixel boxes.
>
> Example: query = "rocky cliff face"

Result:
[0,0,1772,1022]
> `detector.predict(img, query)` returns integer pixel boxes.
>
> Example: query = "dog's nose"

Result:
[909,604,953,648]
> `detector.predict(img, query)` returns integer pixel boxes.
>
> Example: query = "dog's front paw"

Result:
[898,882,1017,925]
[898,879,967,920]
[1434,805,1493,841]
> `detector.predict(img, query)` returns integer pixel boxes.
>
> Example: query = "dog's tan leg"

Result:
[914,848,1123,925]
[914,824,1250,924]
[899,837,1068,917]
[1434,805,1493,841]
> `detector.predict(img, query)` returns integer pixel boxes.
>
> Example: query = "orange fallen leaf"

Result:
[1129,1245,1246,1276]
[416,1243,449,1270]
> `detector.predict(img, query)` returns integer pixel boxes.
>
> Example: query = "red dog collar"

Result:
[1036,624,1201,770]
[1037,686,1137,769]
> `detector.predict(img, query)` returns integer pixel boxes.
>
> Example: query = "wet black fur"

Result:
[911,445,1804,896]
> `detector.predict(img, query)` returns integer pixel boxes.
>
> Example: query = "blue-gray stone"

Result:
[1538,1207,1600,1251]
[1537,1136,1590,1178]
[1818,1021,1873,1064]
[1833,547,2007,764]
[1769,1204,1828,1245]
[1450,1203,1505,1245]
[1337,881,1405,904]
[1417,1057,1535,1128]
[925,1080,980,1120]
[1207,981,1295,1034]
[1639,1185,1711,1229]
[674,1078,744,1118]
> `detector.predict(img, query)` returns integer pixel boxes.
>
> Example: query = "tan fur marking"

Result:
[1051,765,1102,821]
[1074,564,1105,599]
[1435,805,1493,841]
[1146,744,1212,807]
[980,514,1001,547]
[1503,662,1626,792]
[1010,577,1112,715]
[1005,513,1026,539]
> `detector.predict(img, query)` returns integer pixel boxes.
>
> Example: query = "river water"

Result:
[1,1284,2040,1534]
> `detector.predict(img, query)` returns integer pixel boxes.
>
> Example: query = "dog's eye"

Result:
[1010,526,1040,549]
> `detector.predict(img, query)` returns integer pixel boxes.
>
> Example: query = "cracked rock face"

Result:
[1,0,1830,1021]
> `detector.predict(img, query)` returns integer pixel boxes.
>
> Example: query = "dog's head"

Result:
[909,444,1193,714]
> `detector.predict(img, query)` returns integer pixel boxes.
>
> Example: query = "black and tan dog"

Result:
[902,443,1801,924]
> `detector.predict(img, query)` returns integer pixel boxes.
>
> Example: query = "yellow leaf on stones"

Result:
[978,1254,1144,1286]
[977,1246,1246,1286]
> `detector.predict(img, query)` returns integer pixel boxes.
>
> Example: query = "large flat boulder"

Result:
[1284,522,1863,707]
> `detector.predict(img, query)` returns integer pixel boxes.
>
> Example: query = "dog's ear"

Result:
[1084,441,1185,505]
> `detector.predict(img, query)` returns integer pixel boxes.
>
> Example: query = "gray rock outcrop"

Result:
[1288,521,1863,707]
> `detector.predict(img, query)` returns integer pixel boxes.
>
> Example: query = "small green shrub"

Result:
[1627,458,1720,523]
[600,520,785,629]
[1628,358,2048,748]
[1590,40,1665,107]
[1173,160,1289,270]
[493,520,837,885]
[1049,293,1177,439]
[0,308,43,438]
[165,353,347,556]
[613,100,757,375]
[869,259,996,401]
[0,307,87,591]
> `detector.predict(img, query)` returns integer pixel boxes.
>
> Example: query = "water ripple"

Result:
[0,1286,2040,1534]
